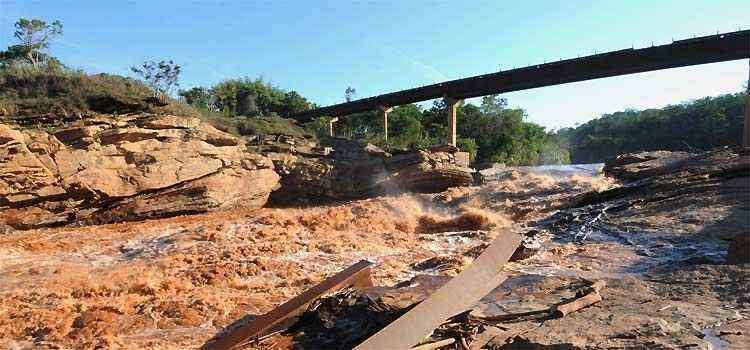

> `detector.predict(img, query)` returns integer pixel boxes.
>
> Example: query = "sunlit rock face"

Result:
[267,139,475,205]
[0,115,279,228]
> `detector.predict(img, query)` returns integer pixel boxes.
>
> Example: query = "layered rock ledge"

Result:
[267,138,475,205]
[0,115,280,229]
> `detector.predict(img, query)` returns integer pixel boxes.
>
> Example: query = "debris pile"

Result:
[204,253,609,350]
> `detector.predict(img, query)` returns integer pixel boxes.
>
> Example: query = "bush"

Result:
[235,114,314,139]
[0,64,199,118]
[456,137,478,161]
[194,109,316,143]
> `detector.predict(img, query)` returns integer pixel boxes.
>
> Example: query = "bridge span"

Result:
[293,30,750,147]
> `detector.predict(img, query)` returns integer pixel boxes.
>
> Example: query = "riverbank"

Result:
[0,148,747,349]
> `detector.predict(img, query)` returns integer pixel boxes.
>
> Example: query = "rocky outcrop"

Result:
[0,115,279,229]
[269,139,474,205]
[577,148,749,241]
[603,150,693,180]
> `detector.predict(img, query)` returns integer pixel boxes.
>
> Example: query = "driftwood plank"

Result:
[411,338,456,350]
[203,260,373,350]
[469,326,514,350]
[354,230,522,350]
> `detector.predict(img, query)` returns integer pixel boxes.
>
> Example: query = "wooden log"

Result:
[202,260,374,350]
[411,338,456,350]
[474,308,549,322]
[354,230,523,350]
[553,291,602,318]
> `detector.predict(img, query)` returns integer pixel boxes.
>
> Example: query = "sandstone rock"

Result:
[604,148,749,182]
[379,149,474,193]
[0,115,279,229]
[142,115,201,129]
[604,150,692,180]
[0,223,14,234]
[0,124,66,206]
[53,126,103,147]
[577,149,749,241]
[269,140,474,205]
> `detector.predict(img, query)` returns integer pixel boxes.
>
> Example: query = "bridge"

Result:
[293,30,750,147]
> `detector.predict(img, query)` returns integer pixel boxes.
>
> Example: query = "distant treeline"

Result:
[178,78,747,167]
[304,95,570,166]
[553,92,747,163]
[4,18,744,167]
[178,81,569,166]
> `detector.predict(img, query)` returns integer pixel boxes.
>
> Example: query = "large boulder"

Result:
[269,140,474,205]
[0,115,279,229]
[603,150,693,180]
[579,148,749,240]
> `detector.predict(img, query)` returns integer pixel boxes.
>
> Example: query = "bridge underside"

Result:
[293,30,750,147]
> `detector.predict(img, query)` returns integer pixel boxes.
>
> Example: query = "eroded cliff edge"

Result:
[0,114,280,228]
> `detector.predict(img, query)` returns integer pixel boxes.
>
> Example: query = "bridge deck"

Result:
[293,30,749,121]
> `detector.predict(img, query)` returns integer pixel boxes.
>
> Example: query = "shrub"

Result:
[0,65,199,118]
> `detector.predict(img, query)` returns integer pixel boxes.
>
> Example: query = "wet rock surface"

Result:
[246,149,749,349]
[0,114,279,228]
[0,148,746,349]
[268,138,475,205]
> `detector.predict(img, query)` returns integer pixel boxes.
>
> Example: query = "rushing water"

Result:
[512,163,605,177]
[479,163,605,183]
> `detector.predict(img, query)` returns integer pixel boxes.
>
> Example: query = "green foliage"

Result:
[236,114,314,139]
[0,45,64,71]
[12,18,63,67]
[178,87,213,109]
[196,77,312,119]
[561,92,747,163]
[193,107,315,143]
[130,60,181,98]
[304,116,335,142]
[325,97,567,166]
[0,66,199,118]
[456,137,478,161]
[455,96,564,166]
[281,91,312,116]
[384,104,425,148]
[345,86,356,102]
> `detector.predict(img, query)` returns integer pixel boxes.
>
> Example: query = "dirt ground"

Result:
[1,168,747,349]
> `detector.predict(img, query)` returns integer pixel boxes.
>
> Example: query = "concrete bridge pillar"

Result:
[377,105,393,141]
[328,117,338,137]
[444,97,461,146]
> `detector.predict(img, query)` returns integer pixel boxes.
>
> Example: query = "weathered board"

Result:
[203,260,373,350]
[354,230,522,350]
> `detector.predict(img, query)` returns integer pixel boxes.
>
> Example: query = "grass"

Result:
[0,64,314,144]
[197,110,316,141]
[0,64,199,120]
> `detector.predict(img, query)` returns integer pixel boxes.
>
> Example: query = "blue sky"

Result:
[0,0,748,128]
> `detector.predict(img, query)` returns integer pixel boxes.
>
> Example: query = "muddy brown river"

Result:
[1,150,748,349]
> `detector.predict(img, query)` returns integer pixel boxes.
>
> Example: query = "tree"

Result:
[563,93,746,163]
[178,87,214,110]
[387,104,424,147]
[345,86,356,102]
[131,60,181,98]
[480,94,507,116]
[280,91,311,117]
[236,89,259,116]
[12,18,63,68]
